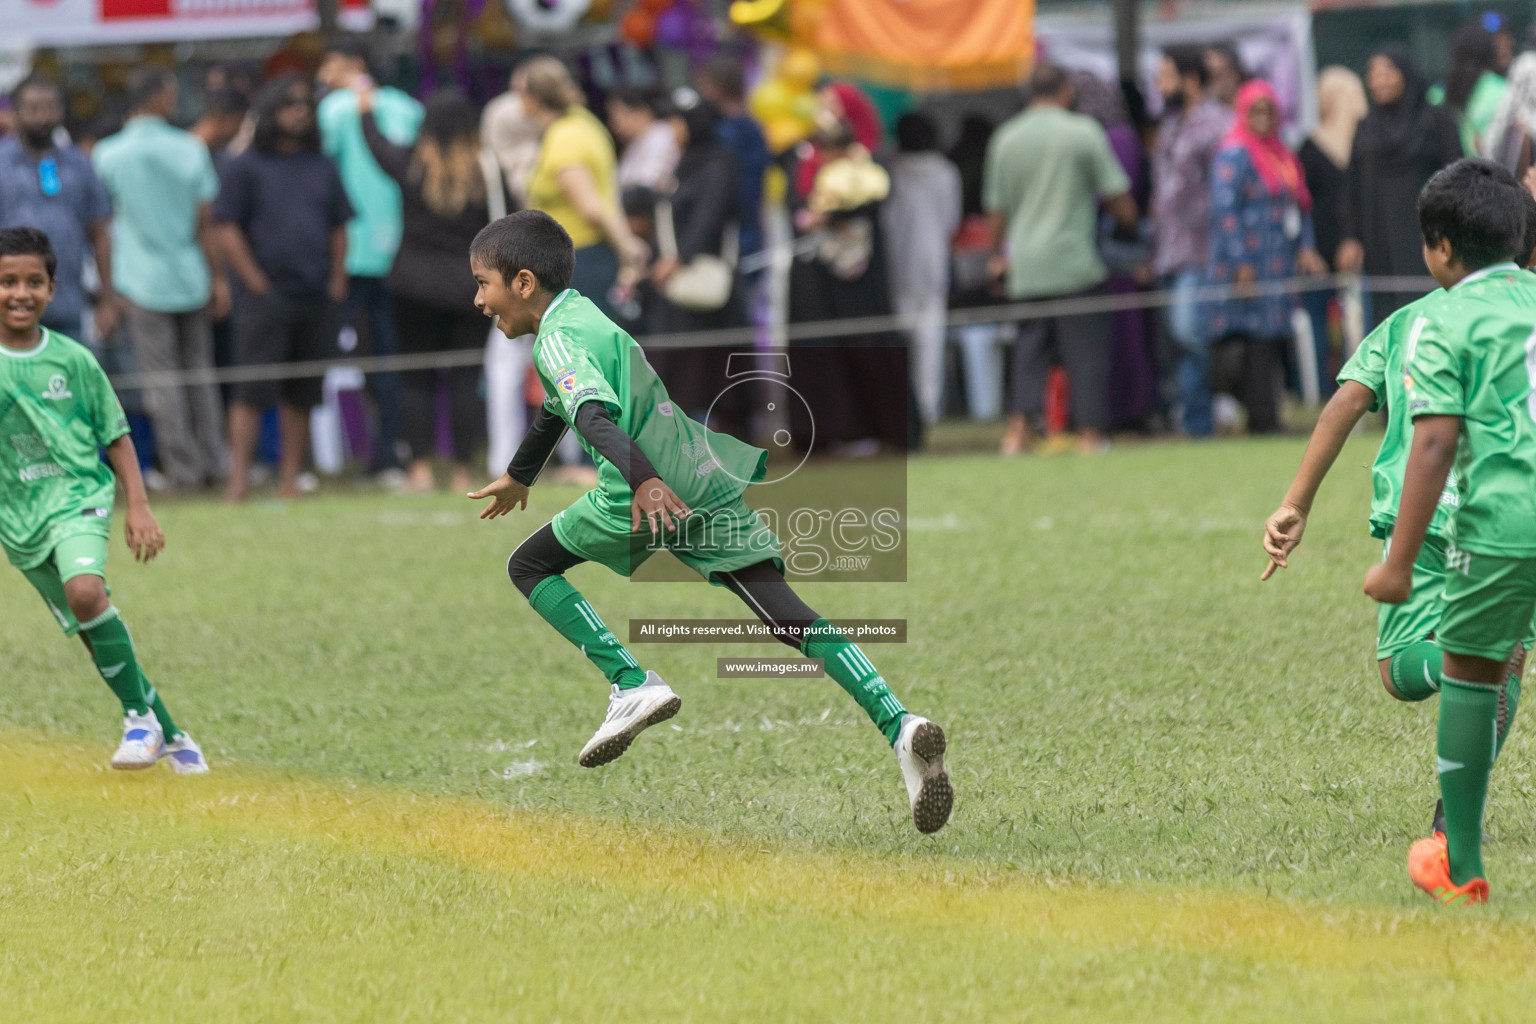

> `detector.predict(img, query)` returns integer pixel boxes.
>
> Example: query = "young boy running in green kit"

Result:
[1362,160,1536,903]
[0,227,206,772]
[464,211,951,833]
[1259,186,1536,829]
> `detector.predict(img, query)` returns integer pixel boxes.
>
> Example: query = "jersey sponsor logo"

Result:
[18,462,65,483]
[75,556,98,567]
[41,374,72,400]
[1446,545,1473,575]
[82,507,110,518]
[558,372,578,393]
[9,432,49,461]
[658,402,674,417]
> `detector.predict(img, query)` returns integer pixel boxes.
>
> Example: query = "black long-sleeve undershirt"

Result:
[506,401,660,491]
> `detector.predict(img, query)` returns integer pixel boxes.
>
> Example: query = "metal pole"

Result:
[1114,0,1140,84]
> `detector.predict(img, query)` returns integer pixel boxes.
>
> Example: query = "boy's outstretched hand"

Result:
[469,473,530,519]
[1260,503,1307,581]
[124,503,165,563]
[1363,562,1412,604]
[632,477,690,535]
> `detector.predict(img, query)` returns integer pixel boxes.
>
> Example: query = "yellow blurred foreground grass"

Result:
[3,731,1534,1023]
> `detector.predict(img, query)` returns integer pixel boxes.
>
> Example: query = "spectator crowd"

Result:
[0,24,1527,492]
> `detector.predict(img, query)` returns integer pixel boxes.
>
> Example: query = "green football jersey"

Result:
[531,289,767,519]
[1405,263,1536,556]
[0,328,129,569]
[1336,293,1459,540]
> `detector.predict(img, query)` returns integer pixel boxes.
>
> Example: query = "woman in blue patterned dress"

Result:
[1201,80,1328,433]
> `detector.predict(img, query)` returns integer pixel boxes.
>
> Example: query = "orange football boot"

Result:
[1408,833,1488,905]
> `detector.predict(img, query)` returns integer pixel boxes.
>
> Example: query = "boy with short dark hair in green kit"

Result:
[1363,159,1536,904]
[1259,185,1536,830]
[464,210,951,834]
[0,226,207,773]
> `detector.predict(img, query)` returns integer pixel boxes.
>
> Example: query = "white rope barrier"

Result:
[105,273,1437,392]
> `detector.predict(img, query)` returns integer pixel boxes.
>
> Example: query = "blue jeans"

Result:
[339,276,400,470]
[1163,269,1211,436]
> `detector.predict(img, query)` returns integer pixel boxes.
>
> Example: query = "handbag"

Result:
[950,214,994,295]
[655,197,737,312]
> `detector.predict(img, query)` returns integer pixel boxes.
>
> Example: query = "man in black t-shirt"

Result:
[213,75,352,501]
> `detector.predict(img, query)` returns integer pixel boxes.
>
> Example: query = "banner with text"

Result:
[7,0,371,46]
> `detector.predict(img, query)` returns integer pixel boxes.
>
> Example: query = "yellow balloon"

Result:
[779,47,821,88]
[764,113,811,153]
[750,79,796,120]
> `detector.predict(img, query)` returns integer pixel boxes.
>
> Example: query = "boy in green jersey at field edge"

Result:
[0,228,207,773]
[1361,159,1536,904]
[1259,190,1536,828]
[463,211,951,834]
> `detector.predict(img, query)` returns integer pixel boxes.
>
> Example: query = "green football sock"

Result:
[79,606,149,717]
[1388,640,1442,701]
[1497,669,1521,760]
[140,672,182,741]
[527,576,646,689]
[801,619,907,745]
[1438,675,1500,886]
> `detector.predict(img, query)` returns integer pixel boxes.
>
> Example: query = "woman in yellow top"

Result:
[517,57,647,315]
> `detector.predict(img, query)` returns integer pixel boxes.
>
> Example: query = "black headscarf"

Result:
[949,115,996,217]
[1358,45,1432,168]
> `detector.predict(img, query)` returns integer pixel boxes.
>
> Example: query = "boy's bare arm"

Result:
[471,407,569,519]
[469,473,530,519]
[1261,380,1375,580]
[1363,415,1459,604]
[105,435,164,562]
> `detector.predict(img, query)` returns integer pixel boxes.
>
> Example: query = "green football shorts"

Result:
[551,490,784,583]
[1376,533,1450,660]
[16,532,112,637]
[1435,545,1536,661]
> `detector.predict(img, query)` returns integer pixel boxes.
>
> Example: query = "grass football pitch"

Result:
[5,435,1536,1021]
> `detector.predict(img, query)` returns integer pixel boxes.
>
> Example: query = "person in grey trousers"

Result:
[93,68,228,489]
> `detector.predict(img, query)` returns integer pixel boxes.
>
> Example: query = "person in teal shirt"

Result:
[93,67,228,490]
[317,36,423,477]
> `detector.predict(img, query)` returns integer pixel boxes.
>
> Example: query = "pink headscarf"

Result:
[1222,80,1312,210]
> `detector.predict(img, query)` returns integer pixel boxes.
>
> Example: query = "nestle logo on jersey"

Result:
[40,375,72,400]
[18,462,65,483]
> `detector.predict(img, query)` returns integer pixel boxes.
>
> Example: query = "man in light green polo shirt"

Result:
[983,63,1138,455]
[93,67,227,490]
[318,35,424,477]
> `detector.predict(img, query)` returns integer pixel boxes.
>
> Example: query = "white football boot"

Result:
[110,709,165,770]
[578,671,682,767]
[160,732,210,775]
[894,714,952,834]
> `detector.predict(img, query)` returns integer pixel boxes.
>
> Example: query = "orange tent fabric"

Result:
[813,0,1034,91]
